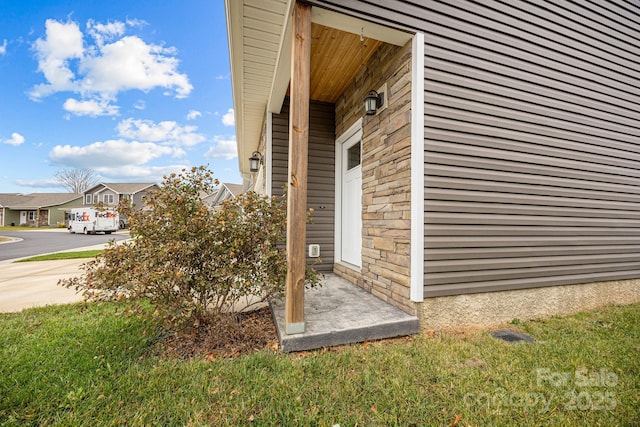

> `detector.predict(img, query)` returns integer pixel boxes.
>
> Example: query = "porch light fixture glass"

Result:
[249,151,263,172]
[364,90,384,115]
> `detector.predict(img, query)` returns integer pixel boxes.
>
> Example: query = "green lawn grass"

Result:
[14,250,104,262]
[0,226,59,231]
[1,302,638,426]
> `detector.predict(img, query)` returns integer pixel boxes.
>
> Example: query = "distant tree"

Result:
[54,168,99,194]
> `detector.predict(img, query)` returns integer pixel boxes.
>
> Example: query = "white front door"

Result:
[19,211,27,225]
[341,131,362,267]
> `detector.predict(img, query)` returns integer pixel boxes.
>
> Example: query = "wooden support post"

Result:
[285,1,311,335]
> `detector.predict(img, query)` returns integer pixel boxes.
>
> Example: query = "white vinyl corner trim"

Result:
[410,32,425,302]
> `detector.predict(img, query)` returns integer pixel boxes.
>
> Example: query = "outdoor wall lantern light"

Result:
[249,151,263,172]
[364,90,384,115]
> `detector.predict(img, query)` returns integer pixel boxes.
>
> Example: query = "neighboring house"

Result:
[0,193,83,227]
[201,190,219,207]
[0,194,19,227]
[82,183,158,209]
[204,183,245,208]
[225,1,640,332]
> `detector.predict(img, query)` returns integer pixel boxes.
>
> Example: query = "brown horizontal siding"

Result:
[310,0,640,297]
[425,174,640,203]
[425,245,640,261]
[422,0,640,296]
[425,270,640,296]
[426,150,640,188]
[272,98,336,272]
[426,261,640,287]
[425,226,640,237]
[426,253,640,273]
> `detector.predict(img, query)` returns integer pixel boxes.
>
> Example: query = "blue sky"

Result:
[0,0,240,193]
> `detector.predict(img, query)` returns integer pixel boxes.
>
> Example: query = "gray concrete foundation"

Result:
[418,279,640,330]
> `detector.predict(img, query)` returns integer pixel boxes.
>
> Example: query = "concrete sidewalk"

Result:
[0,259,86,312]
[0,240,126,313]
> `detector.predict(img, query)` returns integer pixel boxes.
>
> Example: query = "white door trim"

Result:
[334,118,363,268]
[341,131,362,267]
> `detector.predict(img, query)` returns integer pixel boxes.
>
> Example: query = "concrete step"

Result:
[271,274,420,352]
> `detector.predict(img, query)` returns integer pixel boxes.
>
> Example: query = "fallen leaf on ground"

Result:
[204,351,218,361]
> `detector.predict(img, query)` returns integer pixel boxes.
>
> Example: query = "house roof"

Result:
[0,193,82,209]
[224,0,411,175]
[0,194,22,207]
[206,183,244,206]
[202,189,219,204]
[84,182,157,194]
[223,183,244,198]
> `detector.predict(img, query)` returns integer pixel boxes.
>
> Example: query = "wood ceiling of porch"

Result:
[308,23,383,103]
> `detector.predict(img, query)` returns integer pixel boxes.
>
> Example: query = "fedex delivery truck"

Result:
[68,208,119,235]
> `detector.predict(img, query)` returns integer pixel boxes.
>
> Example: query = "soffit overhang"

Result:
[225,1,412,175]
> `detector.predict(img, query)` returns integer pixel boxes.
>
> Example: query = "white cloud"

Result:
[134,100,146,110]
[86,19,125,47]
[2,132,25,146]
[49,139,180,168]
[63,97,119,116]
[125,18,147,29]
[116,118,206,147]
[79,35,192,97]
[0,39,7,55]
[30,18,192,115]
[222,108,235,126]
[96,164,187,181]
[14,178,61,188]
[47,115,209,180]
[30,20,83,98]
[204,136,237,160]
[186,109,201,120]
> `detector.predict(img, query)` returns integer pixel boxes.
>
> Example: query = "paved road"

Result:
[0,229,129,261]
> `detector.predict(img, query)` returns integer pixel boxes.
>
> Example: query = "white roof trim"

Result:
[226,0,290,174]
[311,7,412,46]
[268,0,295,115]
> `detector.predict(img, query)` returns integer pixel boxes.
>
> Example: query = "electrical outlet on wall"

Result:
[308,244,320,258]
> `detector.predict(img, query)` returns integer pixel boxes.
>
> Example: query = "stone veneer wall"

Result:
[334,40,415,315]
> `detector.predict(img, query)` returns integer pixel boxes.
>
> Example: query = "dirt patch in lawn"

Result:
[161,307,279,359]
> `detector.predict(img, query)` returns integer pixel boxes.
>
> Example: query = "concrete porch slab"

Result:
[271,274,420,352]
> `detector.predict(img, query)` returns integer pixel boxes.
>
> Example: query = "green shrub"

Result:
[60,166,319,326]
